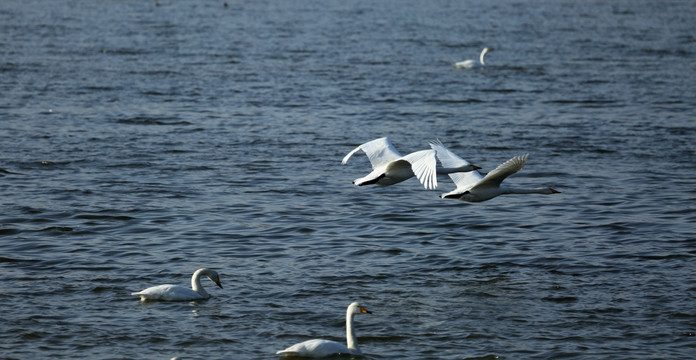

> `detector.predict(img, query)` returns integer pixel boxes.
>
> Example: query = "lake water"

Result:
[1,0,695,359]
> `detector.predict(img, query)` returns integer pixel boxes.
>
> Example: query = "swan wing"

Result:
[454,60,476,69]
[132,284,203,301]
[472,154,528,190]
[276,339,351,358]
[398,149,437,190]
[429,140,483,192]
[429,139,474,168]
[342,137,402,169]
[342,144,365,165]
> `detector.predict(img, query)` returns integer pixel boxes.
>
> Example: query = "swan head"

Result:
[483,47,494,54]
[348,302,372,315]
[198,268,223,289]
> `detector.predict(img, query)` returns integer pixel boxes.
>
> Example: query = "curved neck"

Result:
[479,49,488,65]
[191,269,210,298]
[345,310,360,353]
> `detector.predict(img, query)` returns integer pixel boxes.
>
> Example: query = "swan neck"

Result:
[436,165,472,174]
[191,269,210,298]
[504,187,549,194]
[480,49,488,65]
[345,310,360,353]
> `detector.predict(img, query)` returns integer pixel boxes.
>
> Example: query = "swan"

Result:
[455,47,494,69]
[131,268,222,301]
[429,140,560,202]
[342,137,479,190]
[276,302,372,358]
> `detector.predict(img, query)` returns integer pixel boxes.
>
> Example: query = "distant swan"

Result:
[455,47,494,69]
[132,268,222,301]
[342,137,479,190]
[430,140,560,202]
[276,302,372,358]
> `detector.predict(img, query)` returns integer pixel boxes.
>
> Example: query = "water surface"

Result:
[1,0,695,359]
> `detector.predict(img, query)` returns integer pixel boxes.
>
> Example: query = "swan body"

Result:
[430,140,560,202]
[455,47,494,69]
[277,302,372,358]
[342,137,478,190]
[131,268,222,301]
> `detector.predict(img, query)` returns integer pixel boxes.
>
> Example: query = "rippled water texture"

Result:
[1,0,695,359]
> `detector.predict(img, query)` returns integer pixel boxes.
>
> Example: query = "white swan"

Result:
[276,302,372,358]
[455,47,494,69]
[131,268,222,301]
[342,137,479,190]
[430,140,560,202]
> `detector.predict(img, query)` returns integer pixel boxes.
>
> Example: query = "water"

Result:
[1,0,695,359]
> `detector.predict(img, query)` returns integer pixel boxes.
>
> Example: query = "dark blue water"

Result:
[1,0,695,359]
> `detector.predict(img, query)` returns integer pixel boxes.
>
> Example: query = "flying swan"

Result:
[342,137,479,190]
[430,140,560,202]
[131,268,222,301]
[455,47,494,69]
[276,302,372,358]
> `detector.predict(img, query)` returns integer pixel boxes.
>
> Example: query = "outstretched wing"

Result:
[472,154,528,190]
[342,137,402,169]
[429,139,483,192]
[400,149,438,190]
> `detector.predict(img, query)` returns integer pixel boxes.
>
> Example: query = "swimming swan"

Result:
[276,302,372,358]
[131,268,222,301]
[455,47,494,69]
[430,140,560,202]
[342,137,479,190]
